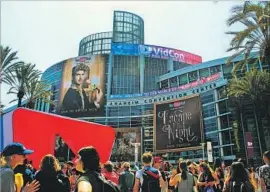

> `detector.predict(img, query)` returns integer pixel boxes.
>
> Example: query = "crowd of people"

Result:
[0,142,270,192]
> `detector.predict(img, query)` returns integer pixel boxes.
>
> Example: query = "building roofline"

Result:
[113,10,144,22]
[158,52,258,81]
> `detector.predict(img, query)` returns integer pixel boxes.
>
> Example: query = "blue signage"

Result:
[111,43,139,56]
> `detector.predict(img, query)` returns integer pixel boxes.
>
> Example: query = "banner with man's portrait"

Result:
[57,55,106,118]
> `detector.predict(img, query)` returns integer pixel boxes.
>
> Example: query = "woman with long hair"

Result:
[34,154,70,192]
[222,162,255,192]
[170,161,195,192]
[215,168,224,192]
[197,162,216,192]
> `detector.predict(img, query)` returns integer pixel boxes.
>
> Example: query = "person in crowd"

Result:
[133,152,165,192]
[130,163,139,174]
[61,163,70,177]
[197,162,216,192]
[13,158,35,188]
[102,161,119,184]
[74,146,103,192]
[118,162,134,192]
[213,158,222,172]
[222,162,254,192]
[0,142,40,192]
[248,167,258,190]
[34,154,70,192]
[169,161,195,192]
[215,167,224,192]
[153,157,167,192]
[259,151,270,192]
[238,158,248,169]
[69,168,80,192]
[67,161,74,176]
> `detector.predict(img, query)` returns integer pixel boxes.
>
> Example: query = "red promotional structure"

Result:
[9,108,115,169]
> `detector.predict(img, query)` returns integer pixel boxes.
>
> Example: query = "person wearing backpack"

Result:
[119,162,134,192]
[74,146,120,192]
[259,151,270,192]
[133,152,165,192]
[222,162,255,192]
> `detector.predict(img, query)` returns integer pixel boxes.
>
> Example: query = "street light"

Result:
[134,143,141,164]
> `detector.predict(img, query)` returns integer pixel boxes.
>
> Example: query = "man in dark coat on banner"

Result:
[60,63,103,117]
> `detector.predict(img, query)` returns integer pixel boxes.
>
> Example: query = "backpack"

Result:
[141,170,161,192]
[123,171,134,192]
[75,171,120,192]
[232,181,255,192]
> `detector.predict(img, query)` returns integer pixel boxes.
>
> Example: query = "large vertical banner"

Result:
[245,132,254,158]
[207,141,213,163]
[154,94,203,153]
[57,55,106,117]
[110,128,141,162]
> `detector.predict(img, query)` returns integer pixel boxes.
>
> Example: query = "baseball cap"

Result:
[2,143,34,157]
[153,156,163,164]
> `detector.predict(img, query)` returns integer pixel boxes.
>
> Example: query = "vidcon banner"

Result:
[154,94,203,153]
[111,43,202,65]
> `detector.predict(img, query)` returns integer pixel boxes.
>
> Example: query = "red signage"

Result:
[12,108,115,169]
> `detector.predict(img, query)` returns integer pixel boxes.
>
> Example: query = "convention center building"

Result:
[5,10,269,164]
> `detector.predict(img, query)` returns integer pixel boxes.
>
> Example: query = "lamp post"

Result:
[134,143,141,164]
[200,142,206,161]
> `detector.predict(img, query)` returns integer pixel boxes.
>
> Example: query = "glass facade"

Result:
[35,61,64,113]
[111,55,140,94]
[144,58,168,92]
[173,61,190,70]
[78,32,112,56]
[28,10,270,165]
[113,11,144,44]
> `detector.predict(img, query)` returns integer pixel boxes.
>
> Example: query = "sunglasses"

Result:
[17,154,26,157]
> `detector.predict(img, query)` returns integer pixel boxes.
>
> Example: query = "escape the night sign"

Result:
[154,94,203,153]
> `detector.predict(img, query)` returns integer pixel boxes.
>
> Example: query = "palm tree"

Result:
[227,69,270,157]
[23,79,53,109]
[4,63,41,107]
[226,1,270,72]
[0,45,23,84]
[229,95,249,163]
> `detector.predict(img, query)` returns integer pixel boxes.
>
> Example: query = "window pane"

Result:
[210,65,221,75]
[170,76,178,88]
[188,71,198,82]
[179,74,188,85]
[199,68,210,78]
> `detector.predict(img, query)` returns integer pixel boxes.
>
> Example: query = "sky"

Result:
[1,1,243,108]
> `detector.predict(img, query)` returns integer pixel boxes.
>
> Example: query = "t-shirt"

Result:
[102,171,119,185]
[259,164,270,190]
[0,166,16,192]
[135,166,161,192]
